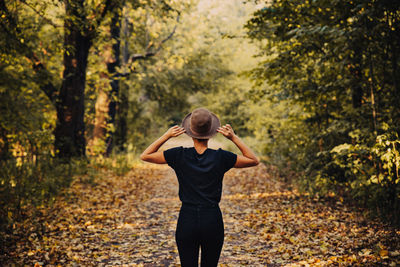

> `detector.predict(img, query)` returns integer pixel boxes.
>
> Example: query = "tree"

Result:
[0,0,121,159]
[54,0,121,159]
[90,0,182,156]
[246,0,400,223]
[0,0,60,161]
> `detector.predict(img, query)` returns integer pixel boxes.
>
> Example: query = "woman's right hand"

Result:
[217,124,236,140]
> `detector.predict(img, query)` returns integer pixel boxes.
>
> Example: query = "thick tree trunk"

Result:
[54,0,91,159]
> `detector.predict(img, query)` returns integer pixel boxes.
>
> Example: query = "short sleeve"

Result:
[163,146,183,169]
[220,149,237,173]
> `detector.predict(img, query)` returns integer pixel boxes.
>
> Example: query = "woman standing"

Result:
[140,108,259,267]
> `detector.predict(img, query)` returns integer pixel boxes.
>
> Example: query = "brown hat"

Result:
[182,108,220,139]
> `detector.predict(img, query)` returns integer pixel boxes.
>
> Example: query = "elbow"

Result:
[253,157,260,166]
[251,156,260,166]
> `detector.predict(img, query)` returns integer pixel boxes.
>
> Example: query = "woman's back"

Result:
[164,147,237,206]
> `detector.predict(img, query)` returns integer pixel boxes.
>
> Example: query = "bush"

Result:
[0,156,82,232]
[306,132,400,225]
[89,152,137,177]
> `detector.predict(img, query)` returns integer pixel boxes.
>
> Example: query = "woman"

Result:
[140,108,259,267]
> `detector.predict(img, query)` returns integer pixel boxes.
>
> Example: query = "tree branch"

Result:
[96,0,116,28]
[126,13,180,66]
[19,0,61,28]
[0,1,57,103]
[31,57,58,102]
[130,52,156,61]
[153,13,180,54]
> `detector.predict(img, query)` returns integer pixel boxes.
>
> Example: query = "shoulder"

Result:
[163,146,185,168]
[200,148,237,172]
[214,148,237,163]
[164,146,184,158]
[217,148,237,168]
[216,148,236,156]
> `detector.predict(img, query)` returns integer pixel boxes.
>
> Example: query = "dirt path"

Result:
[3,137,400,266]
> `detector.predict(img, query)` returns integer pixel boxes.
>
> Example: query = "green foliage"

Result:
[187,0,261,137]
[246,0,400,224]
[0,64,55,160]
[324,132,400,222]
[0,157,78,231]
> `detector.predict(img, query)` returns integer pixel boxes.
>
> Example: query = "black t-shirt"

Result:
[164,146,237,206]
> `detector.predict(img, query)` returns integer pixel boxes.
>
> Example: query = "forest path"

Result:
[4,136,400,266]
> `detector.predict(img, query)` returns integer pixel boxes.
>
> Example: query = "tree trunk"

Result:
[115,84,128,152]
[0,126,10,161]
[390,35,400,128]
[114,13,130,152]
[54,0,91,159]
[105,10,122,156]
[90,86,109,155]
[89,9,121,156]
[350,53,363,109]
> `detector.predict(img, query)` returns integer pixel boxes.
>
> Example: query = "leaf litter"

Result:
[2,163,400,266]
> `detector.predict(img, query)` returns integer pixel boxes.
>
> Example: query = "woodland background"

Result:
[0,0,399,251]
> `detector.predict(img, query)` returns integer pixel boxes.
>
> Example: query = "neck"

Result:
[192,138,209,154]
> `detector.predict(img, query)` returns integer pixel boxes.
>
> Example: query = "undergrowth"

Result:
[0,153,137,241]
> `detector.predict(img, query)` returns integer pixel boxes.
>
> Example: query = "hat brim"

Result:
[181,111,221,139]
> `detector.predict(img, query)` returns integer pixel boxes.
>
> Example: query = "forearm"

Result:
[231,135,258,162]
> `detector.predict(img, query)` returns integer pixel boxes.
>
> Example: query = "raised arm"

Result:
[140,125,185,164]
[217,124,260,168]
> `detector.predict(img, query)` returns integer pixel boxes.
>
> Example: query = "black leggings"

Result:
[175,203,224,267]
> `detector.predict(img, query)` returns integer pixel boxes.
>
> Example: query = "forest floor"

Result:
[2,138,400,266]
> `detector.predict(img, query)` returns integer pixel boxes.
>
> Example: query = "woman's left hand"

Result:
[165,125,186,138]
